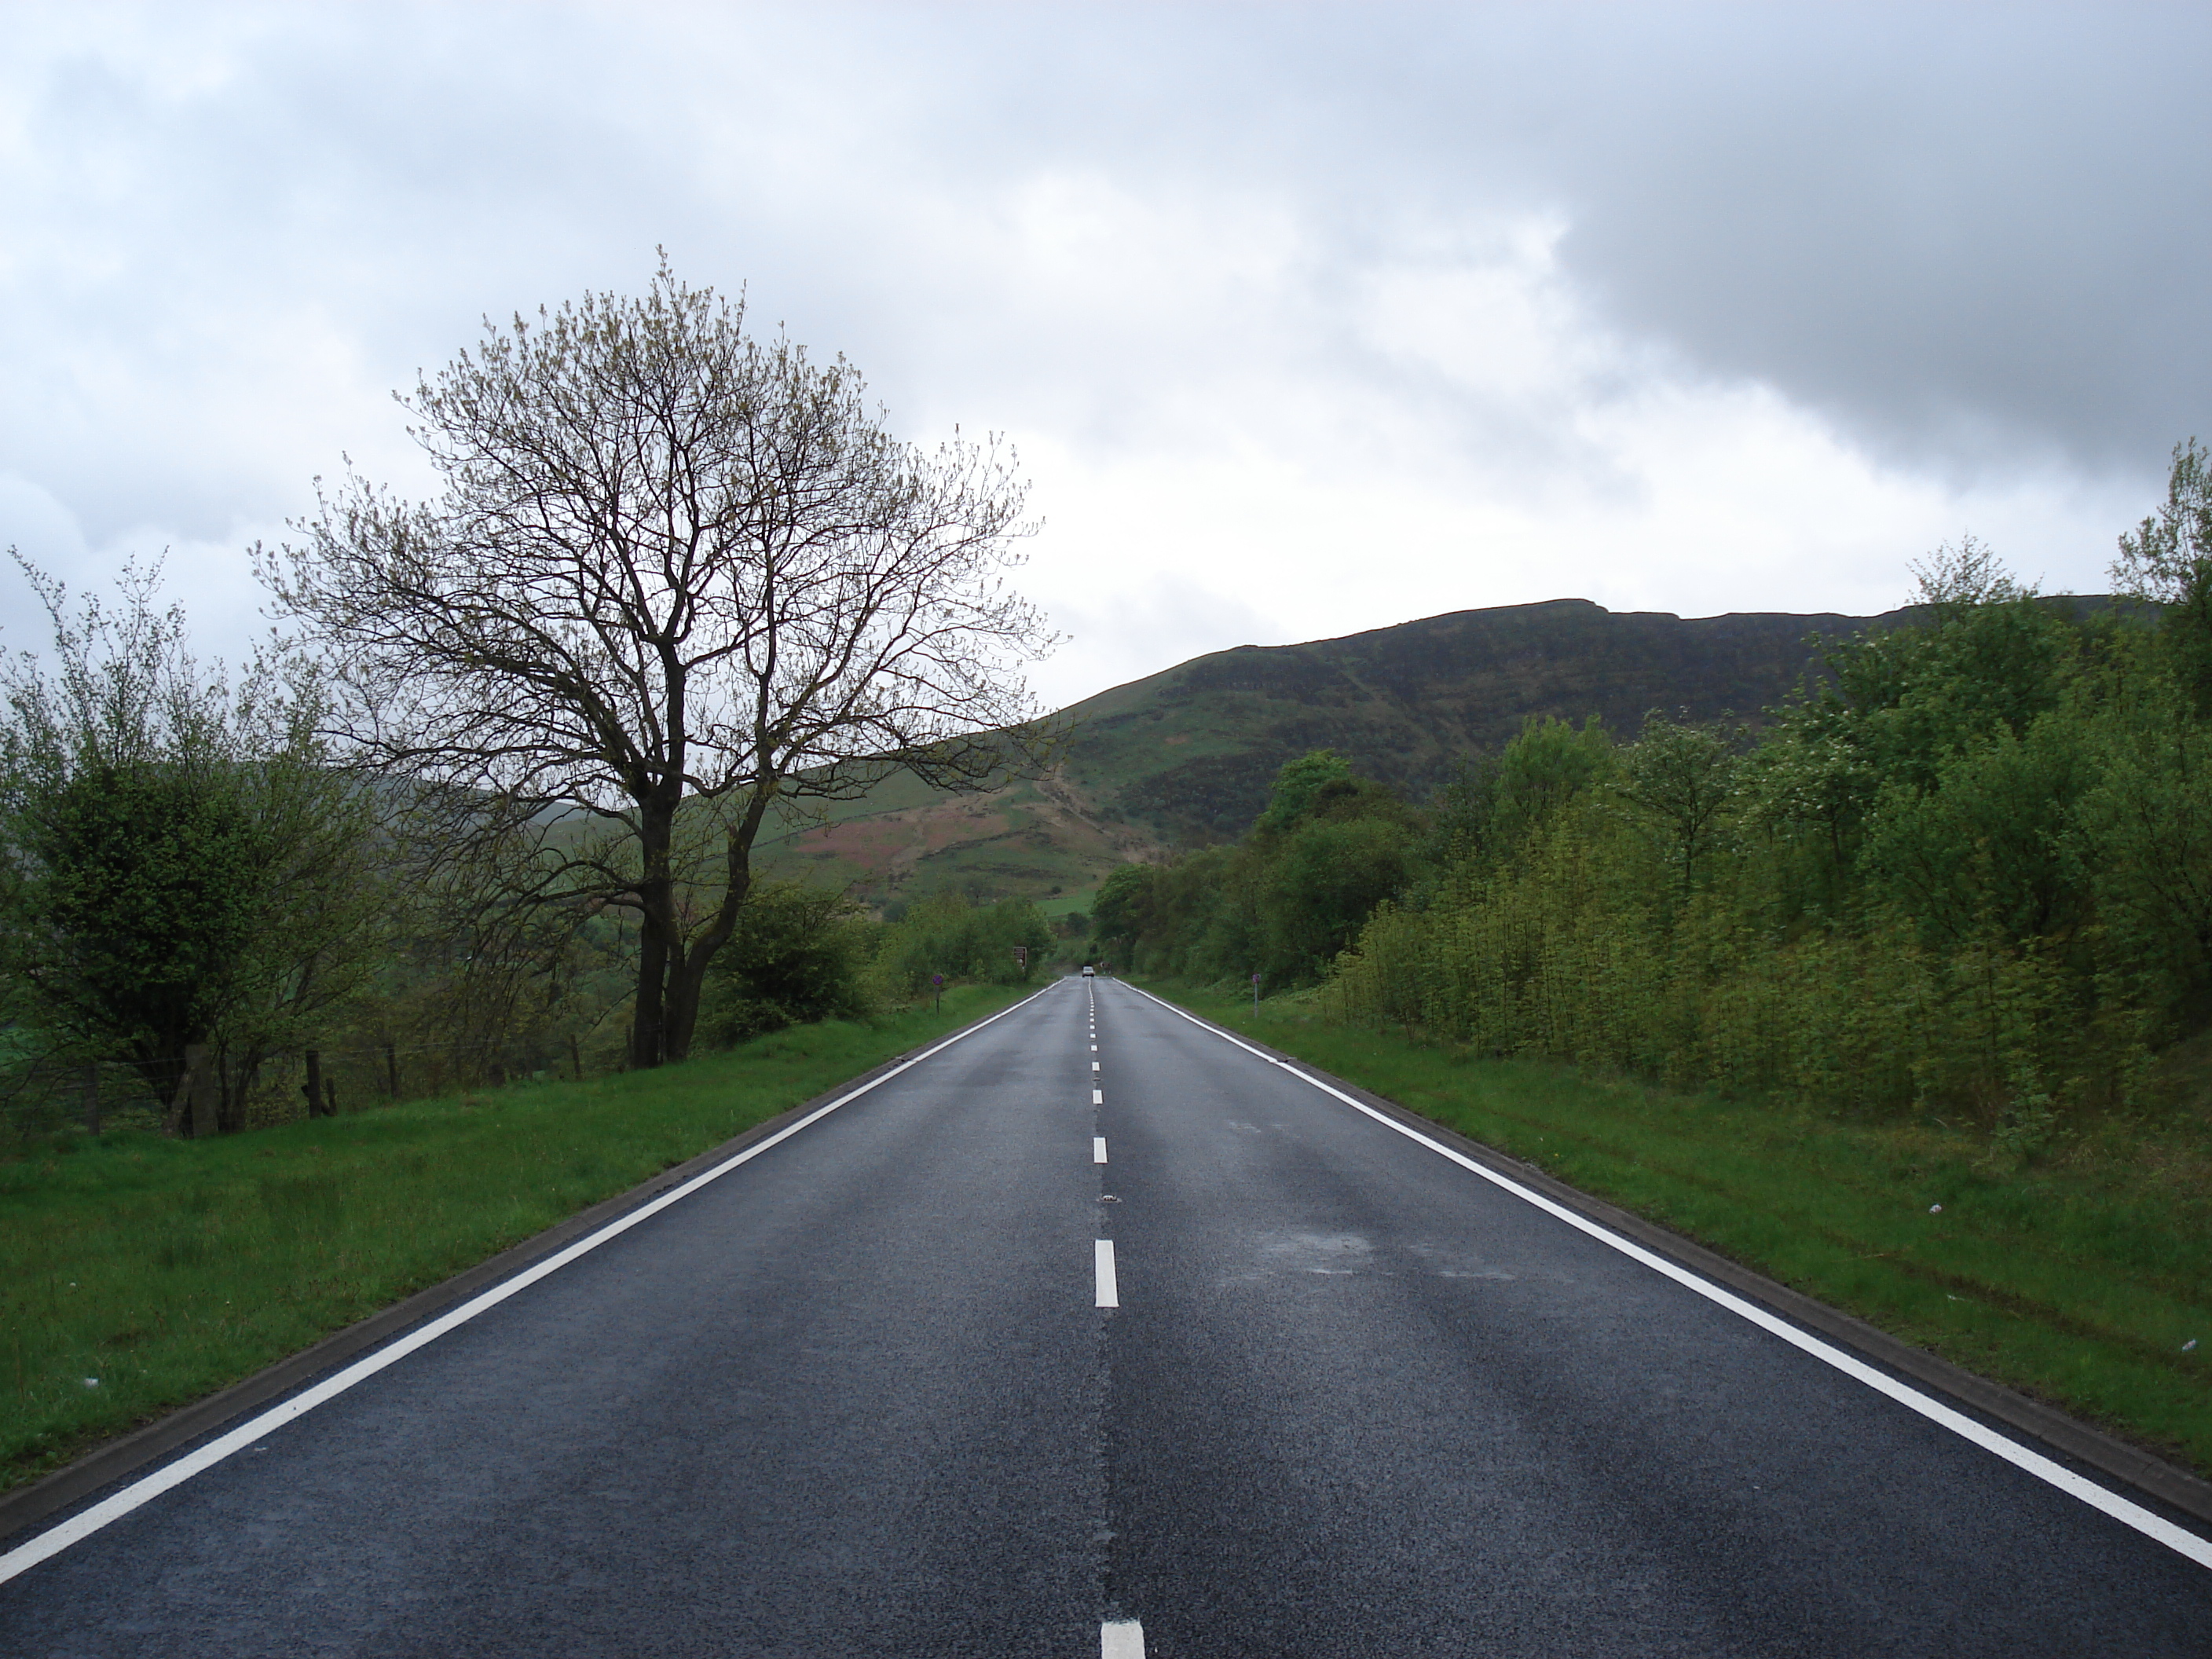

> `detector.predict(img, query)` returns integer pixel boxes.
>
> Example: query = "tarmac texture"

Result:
[3,976,2208,1655]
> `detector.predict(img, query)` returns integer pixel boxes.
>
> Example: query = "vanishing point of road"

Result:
[4,976,2209,1656]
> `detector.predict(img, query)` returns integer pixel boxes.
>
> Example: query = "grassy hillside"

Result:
[1053,598,1921,844]
[749,596,1921,908]
[755,595,2105,908]
[748,766,1158,911]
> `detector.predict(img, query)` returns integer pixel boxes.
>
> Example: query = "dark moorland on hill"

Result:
[1065,598,1894,843]
[754,595,2108,907]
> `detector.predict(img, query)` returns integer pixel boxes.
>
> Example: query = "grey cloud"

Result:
[836,2,2212,485]
[1187,3,2212,482]
[2,2,2200,577]
[1503,5,2212,479]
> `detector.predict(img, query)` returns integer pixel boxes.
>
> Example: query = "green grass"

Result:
[1149,981,2212,1478]
[0,984,1029,1494]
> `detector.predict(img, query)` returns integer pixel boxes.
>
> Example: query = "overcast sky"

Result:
[2,1,2207,709]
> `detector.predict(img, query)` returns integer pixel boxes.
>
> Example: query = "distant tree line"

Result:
[1096,441,2212,1148]
[1088,747,1425,987]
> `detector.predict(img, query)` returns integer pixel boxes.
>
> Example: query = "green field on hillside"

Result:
[0,986,1027,1495]
[1146,981,2212,1479]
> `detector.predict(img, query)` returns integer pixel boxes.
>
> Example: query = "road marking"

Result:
[1093,1136,1109,1163]
[1093,1089,1104,1105]
[1120,983,2212,1572]
[0,984,1063,1587]
[1095,1240,1120,1307]
[1090,1044,1097,1052]
[1092,1060,1101,1072]
[1101,1618,1145,1657]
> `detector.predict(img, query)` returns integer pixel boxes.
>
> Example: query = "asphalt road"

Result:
[4,976,2210,1656]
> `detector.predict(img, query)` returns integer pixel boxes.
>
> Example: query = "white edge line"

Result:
[0,983,1060,1588]
[1121,982,2212,1571]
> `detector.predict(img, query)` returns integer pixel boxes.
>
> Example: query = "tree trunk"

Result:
[662,950,709,1064]
[178,1043,217,1139]
[632,920,668,1069]
[217,1053,258,1134]
[658,816,763,1064]
[629,798,677,1068]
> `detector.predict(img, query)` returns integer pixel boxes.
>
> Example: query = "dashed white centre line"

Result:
[1093,1136,1108,1163]
[1092,1089,1104,1105]
[1094,1240,1120,1308]
[1092,1061,1101,1072]
[1101,1618,1145,1657]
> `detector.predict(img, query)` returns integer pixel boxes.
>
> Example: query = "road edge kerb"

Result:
[1136,983,2212,1536]
[0,991,1034,1550]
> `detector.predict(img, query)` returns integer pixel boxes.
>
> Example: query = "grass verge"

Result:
[0,983,1028,1495]
[1145,980,2212,1480]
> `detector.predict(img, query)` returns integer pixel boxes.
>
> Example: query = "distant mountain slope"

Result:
[749,595,1949,906]
[1057,597,1913,845]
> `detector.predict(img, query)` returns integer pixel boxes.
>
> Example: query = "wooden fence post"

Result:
[303,1049,324,1119]
[569,1033,583,1082]
[385,1042,399,1099]
[324,1076,338,1116]
[82,1061,100,1135]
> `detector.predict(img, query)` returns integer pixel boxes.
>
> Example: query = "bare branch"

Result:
[260,265,1055,1065]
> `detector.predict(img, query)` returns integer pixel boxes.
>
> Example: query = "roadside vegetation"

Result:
[0,549,1056,1144]
[1099,441,2212,1138]
[0,983,1026,1496]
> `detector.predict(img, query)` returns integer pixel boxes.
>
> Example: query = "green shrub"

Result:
[696,882,879,1046]
[873,892,1052,998]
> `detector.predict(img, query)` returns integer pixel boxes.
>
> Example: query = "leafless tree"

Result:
[260,263,1052,1067]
